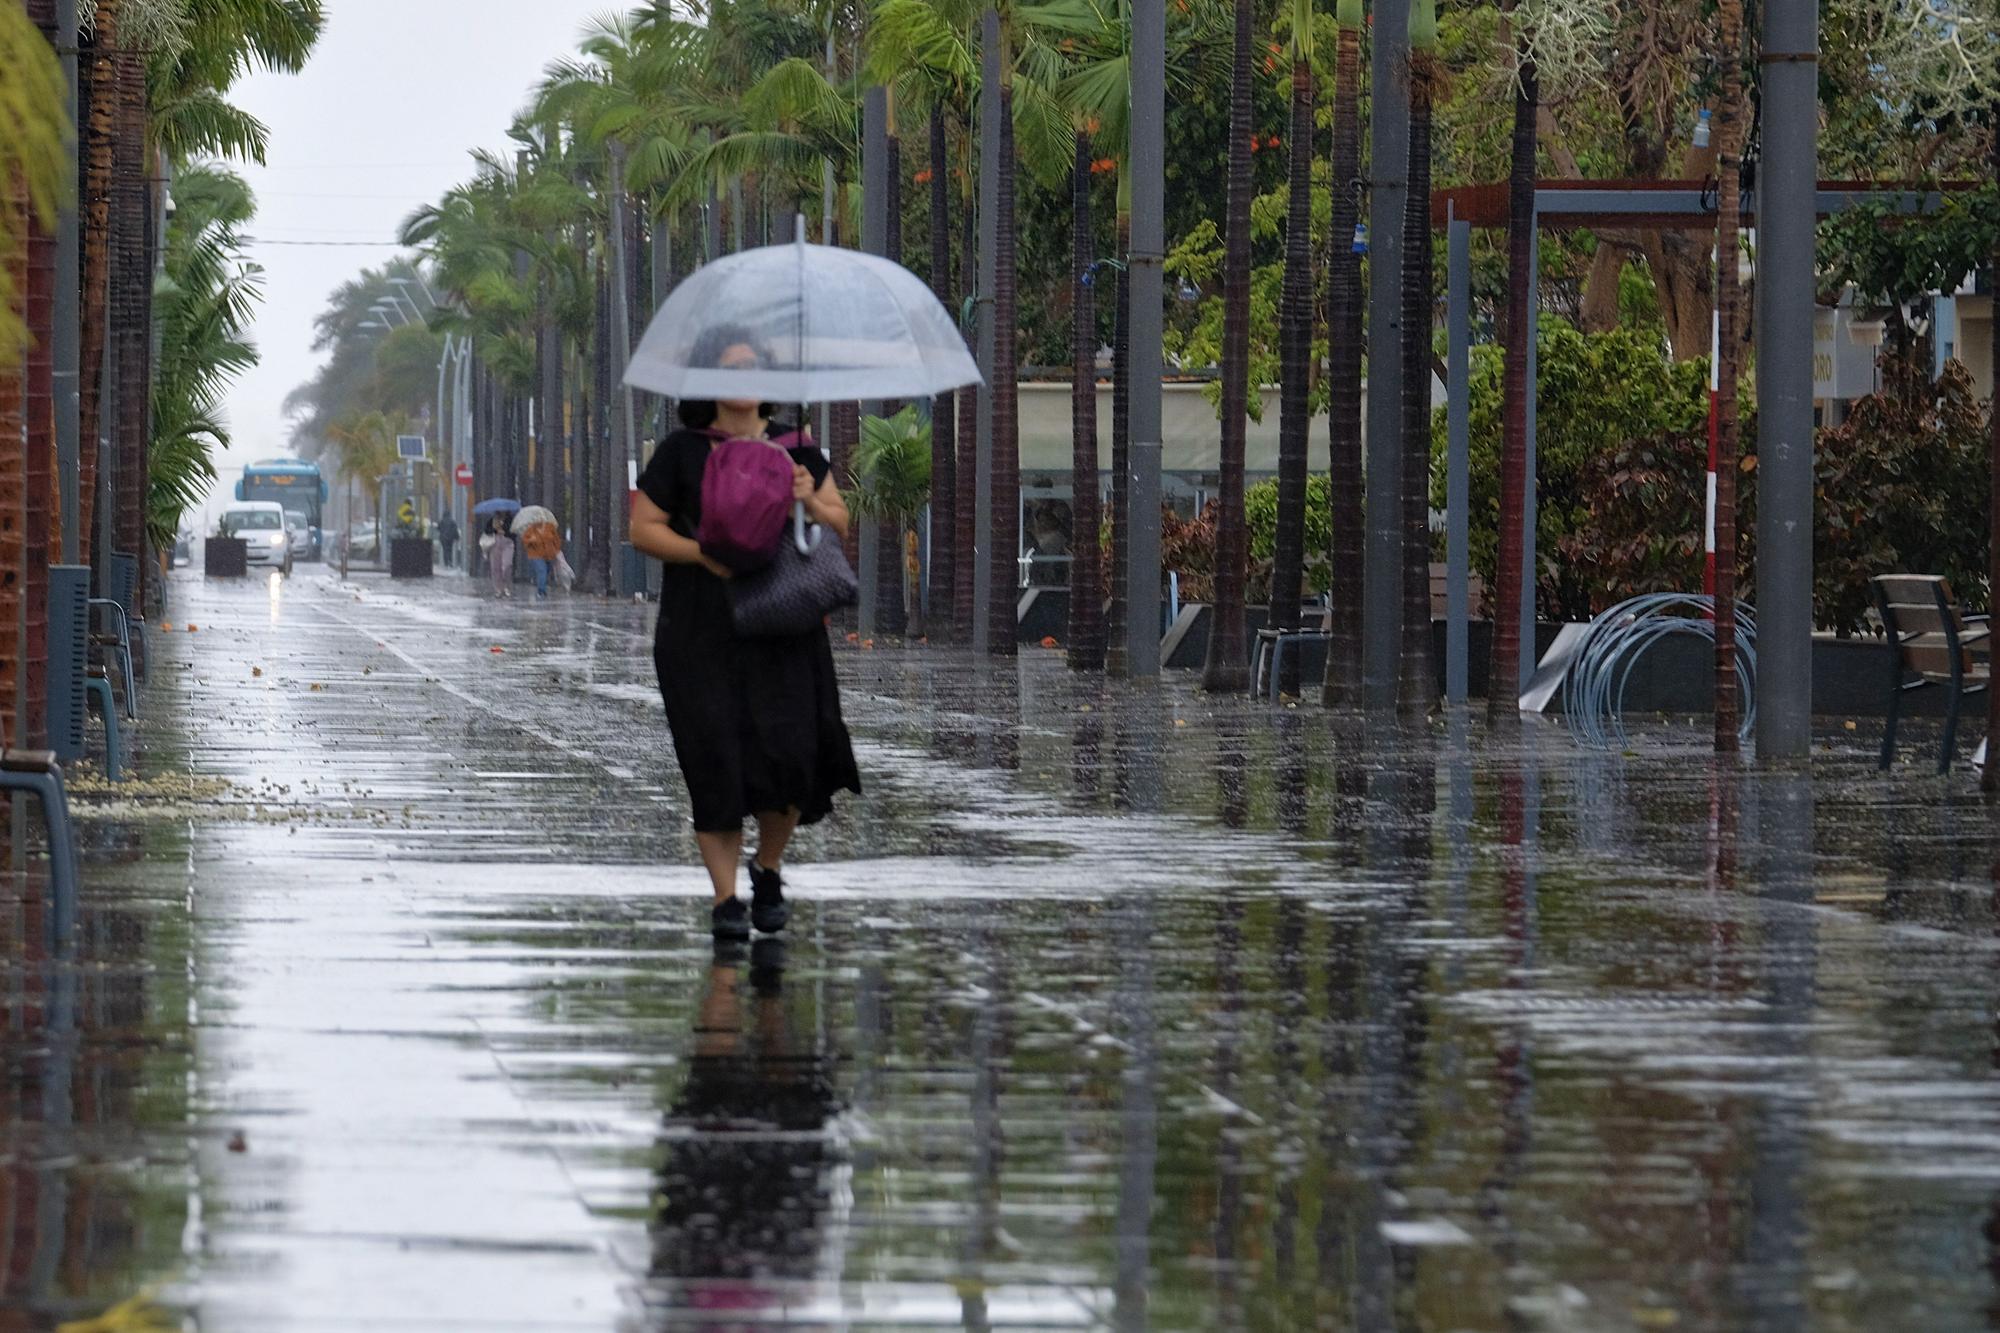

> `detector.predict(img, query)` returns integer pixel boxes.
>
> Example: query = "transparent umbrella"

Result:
[624,220,981,403]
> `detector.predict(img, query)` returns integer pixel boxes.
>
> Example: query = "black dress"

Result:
[639,426,861,833]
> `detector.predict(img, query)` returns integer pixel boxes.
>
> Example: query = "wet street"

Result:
[12,565,2000,1330]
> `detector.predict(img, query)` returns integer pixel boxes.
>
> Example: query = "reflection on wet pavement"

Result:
[24,567,2000,1328]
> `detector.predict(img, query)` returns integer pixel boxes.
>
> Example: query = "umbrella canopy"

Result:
[471,498,521,518]
[624,227,982,404]
[510,505,556,535]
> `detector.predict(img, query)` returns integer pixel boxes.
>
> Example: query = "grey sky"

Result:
[212,0,612,509]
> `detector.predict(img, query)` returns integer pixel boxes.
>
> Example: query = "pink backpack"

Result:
[697,429,805,573]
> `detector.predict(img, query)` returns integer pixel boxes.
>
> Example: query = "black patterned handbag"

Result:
[728,503,859,637]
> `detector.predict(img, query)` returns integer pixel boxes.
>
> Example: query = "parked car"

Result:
[219,501,293,575]
[348,520,379,560]
[169,528,192,568]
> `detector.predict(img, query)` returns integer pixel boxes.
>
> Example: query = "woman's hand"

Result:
[698,554,733,580]
[792,464,816,503]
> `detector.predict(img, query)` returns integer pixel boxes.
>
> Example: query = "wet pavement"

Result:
[11,564,2000,1329]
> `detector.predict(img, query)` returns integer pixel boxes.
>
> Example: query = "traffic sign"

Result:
[454,463,473,487]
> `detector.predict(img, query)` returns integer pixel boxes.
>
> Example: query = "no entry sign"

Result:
[454,463,473,487]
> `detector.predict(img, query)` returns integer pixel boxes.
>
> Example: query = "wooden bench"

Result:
[1872,574,1988,773]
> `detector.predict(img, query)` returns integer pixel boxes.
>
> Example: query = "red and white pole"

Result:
[1705,307,1719,598]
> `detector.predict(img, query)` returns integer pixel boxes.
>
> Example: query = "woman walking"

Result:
[482,515,515,597]
[521,516,561,600]
[629,329,861,940]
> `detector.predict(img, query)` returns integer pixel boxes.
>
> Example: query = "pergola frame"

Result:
[1428,178,1967,709]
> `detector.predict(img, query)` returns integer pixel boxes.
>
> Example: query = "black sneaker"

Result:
[711,896,750,940]
[748,860,790,935]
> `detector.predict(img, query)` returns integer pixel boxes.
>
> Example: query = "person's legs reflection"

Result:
[650,940,839,1319]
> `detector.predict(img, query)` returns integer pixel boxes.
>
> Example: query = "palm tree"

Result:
[1320,0,1364,709]
[1269,0,1315,696]
[1712,0,1745,751]
[988,20,1021,659]
[1066,124,1105,668]
[1990,112,2000,792]
[852,405,933,630]
[865,0,978,637]
[76,0,126,567]
[0,0,68,363]
[928,100,961,641]
[1490,3,1537,719]
[1029,0,1227,671]
[1398,0,1440,716]
[150,163,259,554]
[1199,0,1252,692]
[874,97,910,637]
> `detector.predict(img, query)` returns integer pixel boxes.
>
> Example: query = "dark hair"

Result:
[676,323,776,430]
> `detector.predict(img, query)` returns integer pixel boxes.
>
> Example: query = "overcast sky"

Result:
[213,0,612,503]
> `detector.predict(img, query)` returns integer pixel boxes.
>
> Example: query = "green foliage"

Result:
[325,411,419,504]
[849,405,932,520]
[1810,358,1991,635]
[1246,474,1331,593]
[1819,186,2000,314]
[0,5,71,364]
[150,162,260,550]
[1433,319,1709,622]
[1559,357,1993,636]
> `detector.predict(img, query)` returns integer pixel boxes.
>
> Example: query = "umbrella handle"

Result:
[793,502,822,554]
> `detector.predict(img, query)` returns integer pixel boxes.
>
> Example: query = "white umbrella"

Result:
[510,505,556,535]
[623,222,982,403]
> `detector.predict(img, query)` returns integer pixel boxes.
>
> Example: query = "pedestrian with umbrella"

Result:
[513,505,561,601]
[473,497,520,598]
[625,223,980,941]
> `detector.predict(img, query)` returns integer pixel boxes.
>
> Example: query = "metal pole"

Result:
[1755,0,1818,761]
[1126,0,1165,677]
[54,0,80,565]
[1362,0,1409,712]
[972,9,1000,657]
[859,84,888,637]
[1445,215,1470,704]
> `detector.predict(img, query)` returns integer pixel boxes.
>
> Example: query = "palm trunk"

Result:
[929,105,958,642]
[536,274,561,519]
[1987,103,2000,792]
[1068,128,1105,670]
[588,256,612,594]
[111,48,148,569]
[76,0,120,570]
[877,132,909,637]
[1106,211,1131,672]
[569,345,586,570]
[1490,26,1536,718]
[25,173,54,746]
[1200,0,1254,692]
[831,401,861,578]
[1399,52,1439,716]
[1,180,25,742]
[954,192,978,644]
[1321,17,1364,709]
[1712,0,1744,752]
[1271,56,1315,695]
[988,80,1020,657]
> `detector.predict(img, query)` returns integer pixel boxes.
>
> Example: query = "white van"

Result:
[220,500,293,575]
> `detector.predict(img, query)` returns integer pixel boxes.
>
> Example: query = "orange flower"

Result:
[914,168,933,183]
[1040,636,1061,649]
